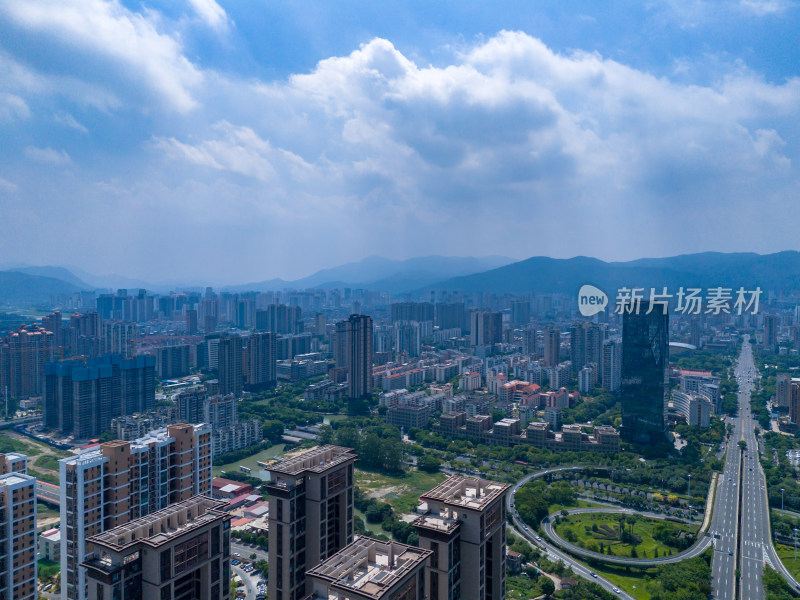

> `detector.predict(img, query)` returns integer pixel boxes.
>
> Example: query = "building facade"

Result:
[267,445,357,600]
[59,423,213,600]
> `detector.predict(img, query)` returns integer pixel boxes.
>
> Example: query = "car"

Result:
[590,572,597,578]
[613,587,620,594]
[729,550,734,555]
[234,552,241,557]
[535,536,542,541]
[523,525,529,531]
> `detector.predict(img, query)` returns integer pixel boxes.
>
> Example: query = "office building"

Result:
[415,475,510,600]
[305,537,431,600]
[217,335,243,397]
[0,324,55,400]
[0,452,37,600]
[620,302,669,444]
[155,345,191,380]
[336,315,373,399]
[243,332,277,390]
[267,445,357,600]
[44,354,156,439]
[59,423,213,600]
[543,327,560,366]
[81,496,230,600]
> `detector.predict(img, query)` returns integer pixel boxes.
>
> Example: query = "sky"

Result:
[1,0,799,285]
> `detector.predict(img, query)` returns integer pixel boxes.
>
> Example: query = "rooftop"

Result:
[419,475,510,511]
[268,445,355,476]
[307,537,431,600]
[88,496,227,552]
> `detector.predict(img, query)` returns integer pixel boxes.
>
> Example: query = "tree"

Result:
[738,440,747,451]
[540,578,555,598]
[417,455,442,473]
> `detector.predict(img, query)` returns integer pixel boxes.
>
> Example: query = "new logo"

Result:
[578,284,608,317]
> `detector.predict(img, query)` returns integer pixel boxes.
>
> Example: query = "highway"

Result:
[507,467,635,599]
[709,336,800,600]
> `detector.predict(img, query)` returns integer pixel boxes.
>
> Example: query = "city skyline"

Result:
[1,1,799,282]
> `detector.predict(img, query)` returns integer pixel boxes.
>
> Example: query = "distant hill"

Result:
[9,266,90,289]
[0,271,83,304]
[227,255,516,292]
[425,251,800,294]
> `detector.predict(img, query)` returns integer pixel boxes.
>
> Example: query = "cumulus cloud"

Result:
[0,177,19,193]
[739,0,794,15]
[0,0,203,112]
[24,146,71,165]
[2,22,800,279]
[54,111,88,133]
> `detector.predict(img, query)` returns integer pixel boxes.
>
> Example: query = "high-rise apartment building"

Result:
[435,303,466,331]
[336,315,373,399]
[469,312,502,348]
[186,308,199,335]
[601,337,622,393]
[243,332,277,390]
[267,445,357,600]
[543,327,560,366]
[391,302,434,323]
[59,423,213,600]
[763,314,779,353]
[0,324,55,400]
[0,453,37,600]
[415,475,510,600]
[82,496,230,600]
[394,321,422,358]
[155,344,191,380]
[511,301,531,326]
[217,335,243,397]
[304,537,431,600]
[44,353,156,439]
[255,304,303,334]
[101,321,137,356]
[777,373,791,408]
[620,302,669,444]
[68,312,102,357]
[570,321,606,374]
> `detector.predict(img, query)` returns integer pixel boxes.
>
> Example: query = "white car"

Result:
[613,587,620,594]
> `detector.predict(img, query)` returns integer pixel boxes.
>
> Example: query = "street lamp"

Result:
[782,488,786,512]
[795,529,798,562]
[688,474,692,500]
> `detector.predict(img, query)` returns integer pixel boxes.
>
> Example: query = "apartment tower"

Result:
[415,475,510,600]
[59,423,213,600]
[0,453,37,600]
[266,445,357,600]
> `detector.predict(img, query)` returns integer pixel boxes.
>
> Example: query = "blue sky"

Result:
[1,0,799,284]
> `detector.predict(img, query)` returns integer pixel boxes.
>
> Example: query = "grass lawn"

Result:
[356,468,447,514]
[506,573,547,600]
[554,513,697,560]
[354,508,387,538]
[580,562,656,600]
[34,454,61,471]
[37,502,60,520]
[0,434,42,456]
[776,543,800,580]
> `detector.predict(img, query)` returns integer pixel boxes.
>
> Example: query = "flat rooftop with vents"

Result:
[419,475,510,511]
[268,445,356,476]
[305,537,431,600]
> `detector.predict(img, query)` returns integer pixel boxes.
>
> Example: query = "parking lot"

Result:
[232,557,267,600]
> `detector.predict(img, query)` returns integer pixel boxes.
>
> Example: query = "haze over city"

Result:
[1,0,800,282]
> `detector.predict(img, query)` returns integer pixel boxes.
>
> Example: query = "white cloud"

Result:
[0,0,202,112]
[54,111,88,133]
[0,177,18,192]
[24,146,72,165]
[186,0,230,31]
[739,0,794,15]
[0,92,30,122]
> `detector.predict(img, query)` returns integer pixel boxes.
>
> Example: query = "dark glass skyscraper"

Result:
[620,302,668,444]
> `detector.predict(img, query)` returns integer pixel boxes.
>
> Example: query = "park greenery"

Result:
[320,421,405,474]
[554,512,697,559]
[764,565,800,600]
[353,486,418,546]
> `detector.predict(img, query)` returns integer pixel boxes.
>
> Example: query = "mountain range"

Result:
[1,251,799,305]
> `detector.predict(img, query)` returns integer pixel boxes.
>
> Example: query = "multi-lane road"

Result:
[711,336,799,600]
